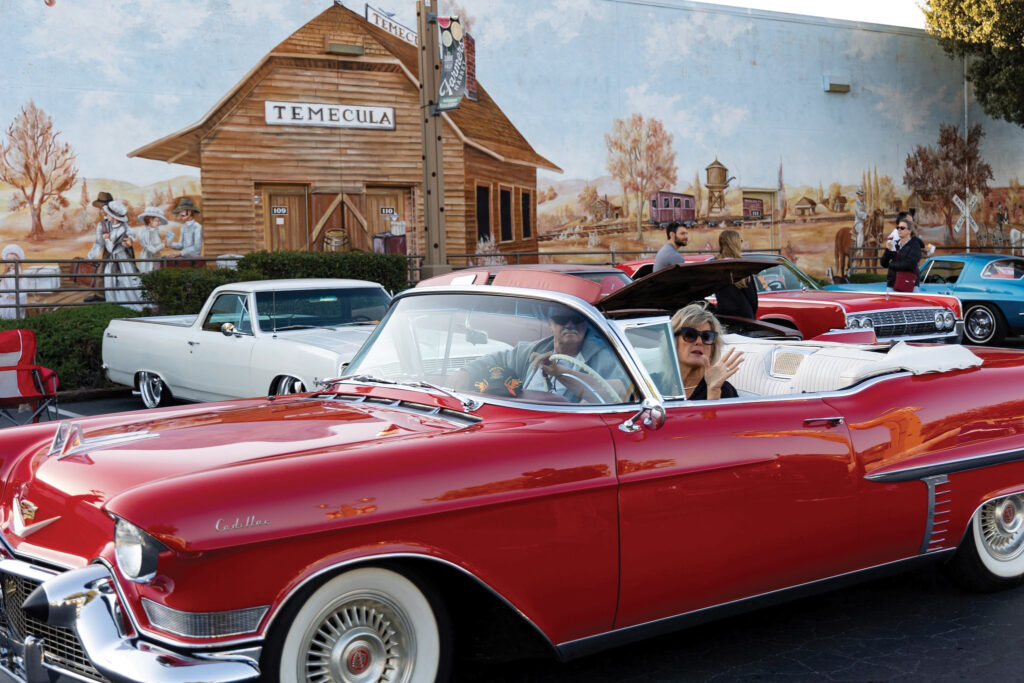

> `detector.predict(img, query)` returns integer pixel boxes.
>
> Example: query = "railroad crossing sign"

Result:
[953,194,979,234]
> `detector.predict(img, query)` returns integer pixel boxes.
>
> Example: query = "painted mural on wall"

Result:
[3,0,1024,280]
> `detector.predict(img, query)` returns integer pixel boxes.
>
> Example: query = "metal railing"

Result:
[0,256,230,318]
[845,244,1021,277]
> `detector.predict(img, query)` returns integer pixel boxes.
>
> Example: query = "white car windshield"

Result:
[346,293,638,405]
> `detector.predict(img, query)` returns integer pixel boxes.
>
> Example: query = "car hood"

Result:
[273,324,376,355]
[0,394,473,565]
[761,289,952,313]
[599,258,777,312]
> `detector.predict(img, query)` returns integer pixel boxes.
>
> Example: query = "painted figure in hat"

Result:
[169,197,203,257]
[852,187,867,249]
[135,206,170,273]
[84,191,114,302]
[100,200,144,311]
[0,244,28,320]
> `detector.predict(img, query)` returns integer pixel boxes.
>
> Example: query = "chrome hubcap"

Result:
[966,307,994,342]
[301,595,413,683]
[140,373,162,407]
[979,495,1024,561]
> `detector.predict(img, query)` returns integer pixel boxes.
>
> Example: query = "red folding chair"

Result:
[0,329,59,426]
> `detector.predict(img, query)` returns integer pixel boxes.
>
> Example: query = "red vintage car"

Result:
[0,263,1021,683]
[617,254,964,343]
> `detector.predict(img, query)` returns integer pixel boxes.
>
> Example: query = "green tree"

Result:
[924,1,1024,127]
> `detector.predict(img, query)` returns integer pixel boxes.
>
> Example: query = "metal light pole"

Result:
[417,0,450,278]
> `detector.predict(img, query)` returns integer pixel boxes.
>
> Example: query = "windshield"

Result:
[255,287,390,332]
[346,293,638,405]
[754,261,820,293]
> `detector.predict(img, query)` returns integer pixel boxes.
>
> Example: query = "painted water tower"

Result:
[705,158,735,214]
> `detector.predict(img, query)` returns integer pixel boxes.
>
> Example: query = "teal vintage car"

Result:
[827,252,1024,345]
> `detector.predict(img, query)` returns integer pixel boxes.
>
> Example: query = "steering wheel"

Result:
[767,280,784,291]
[545,354,619,403]
[929,275,947,284]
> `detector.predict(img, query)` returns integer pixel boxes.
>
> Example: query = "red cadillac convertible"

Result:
[0,261,1022,683]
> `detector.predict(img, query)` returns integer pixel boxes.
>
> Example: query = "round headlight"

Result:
[114,518,165,581]
[847,317,861,329]
[862,317,873,328]
[943,311,955,329]
[934,311,944,328]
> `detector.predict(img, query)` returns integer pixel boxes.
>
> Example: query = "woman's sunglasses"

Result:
[678,327,717,344]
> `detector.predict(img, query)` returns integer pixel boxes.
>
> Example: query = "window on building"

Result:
[673,197,681,208]
[521,190,532,239]
[663,198,670,208]
[476,185,491,242]
[500,188,513,241]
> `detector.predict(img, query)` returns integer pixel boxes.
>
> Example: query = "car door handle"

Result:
[803,416,844,427]
[188,341,200,346]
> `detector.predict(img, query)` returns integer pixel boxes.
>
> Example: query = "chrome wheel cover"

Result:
[965,306,995,344]
[139,372,163,408]
[277,377,305,394]
[298,591,415,683]
[978,495,1024,561]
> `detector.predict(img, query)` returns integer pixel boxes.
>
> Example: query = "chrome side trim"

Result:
[920,475,951,554]
[555,552,952,661]
[864,447,1024,483]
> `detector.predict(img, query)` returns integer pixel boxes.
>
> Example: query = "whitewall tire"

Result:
[947,495,1024,592]
[277,567,447,683]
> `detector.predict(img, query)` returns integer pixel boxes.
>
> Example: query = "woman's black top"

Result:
[714,280,759,319]
[687,377,738,400]
[880,236,923,288]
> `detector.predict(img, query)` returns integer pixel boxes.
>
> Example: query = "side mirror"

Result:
[220,322,236,336]
[619,398,666,434]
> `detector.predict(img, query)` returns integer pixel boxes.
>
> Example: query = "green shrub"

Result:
[139,267,260,315]
[0,304,145,390]
[848,272,888,283]
[237,250,409,293]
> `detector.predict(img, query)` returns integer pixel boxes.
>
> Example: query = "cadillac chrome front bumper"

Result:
[0,559,259,683]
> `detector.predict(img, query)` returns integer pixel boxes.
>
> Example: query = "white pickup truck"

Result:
[102,279,391,407]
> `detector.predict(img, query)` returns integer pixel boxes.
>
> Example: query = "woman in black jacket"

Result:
[880,214,923,291]
[714,229,759,318]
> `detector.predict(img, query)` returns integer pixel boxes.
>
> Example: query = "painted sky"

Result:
[2,0,1021,192]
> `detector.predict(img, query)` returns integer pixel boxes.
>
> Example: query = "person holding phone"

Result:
[881,212,924,292]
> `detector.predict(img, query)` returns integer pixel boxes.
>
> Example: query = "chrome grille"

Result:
[0,571,108,682]
[870,308,942,339]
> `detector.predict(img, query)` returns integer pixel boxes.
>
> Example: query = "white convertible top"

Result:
[722,337,983,396]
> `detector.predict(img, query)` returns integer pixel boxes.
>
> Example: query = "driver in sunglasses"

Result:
[671,304,745,400]
[455,304,629,403]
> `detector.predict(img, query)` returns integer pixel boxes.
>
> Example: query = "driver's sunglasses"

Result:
[678,327,717,344]
[551,314,585,326]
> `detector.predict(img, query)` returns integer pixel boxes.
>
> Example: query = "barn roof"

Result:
[129,3,560,173]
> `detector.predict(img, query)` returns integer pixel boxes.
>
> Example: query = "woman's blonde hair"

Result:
[671,304,724,364]
[718,229,750,287]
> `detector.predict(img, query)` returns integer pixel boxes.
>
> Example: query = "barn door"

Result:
[364,188,408,236]
[264,186,309,251]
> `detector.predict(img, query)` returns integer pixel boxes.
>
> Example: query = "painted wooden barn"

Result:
[129,3,560,259]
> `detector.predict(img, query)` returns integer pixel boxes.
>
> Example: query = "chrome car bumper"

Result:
[0,560,259,683]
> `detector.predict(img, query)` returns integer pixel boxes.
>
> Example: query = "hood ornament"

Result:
[48,420,159,459]
[11,497,59,538]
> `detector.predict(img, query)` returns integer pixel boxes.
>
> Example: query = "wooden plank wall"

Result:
[463,147,539,258]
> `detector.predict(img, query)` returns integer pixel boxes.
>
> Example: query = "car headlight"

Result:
[847,317,860,329]
[861,317,873,329]
[943,311,955,329]
[114,517,166,582]
[934,311,944,329]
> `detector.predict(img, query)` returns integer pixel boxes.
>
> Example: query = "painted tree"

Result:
[818,180,824,203]
[878,174,896,211]
[904,123,993,242]
[605,113,677,239]
[777,160,787,221]
[0,101,78,241]
[577,182,600,222]
[1008,176,1022,221]
[692,171,703,219]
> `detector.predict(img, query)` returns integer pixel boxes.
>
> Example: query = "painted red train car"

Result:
[649,190,696,224]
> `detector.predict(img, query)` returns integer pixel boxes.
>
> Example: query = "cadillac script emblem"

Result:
[11,497,59,538]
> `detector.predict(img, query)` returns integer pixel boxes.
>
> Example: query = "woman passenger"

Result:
[672,304,744,400]
[714,229,758,318]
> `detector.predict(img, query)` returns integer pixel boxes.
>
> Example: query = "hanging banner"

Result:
[436,16,466,112]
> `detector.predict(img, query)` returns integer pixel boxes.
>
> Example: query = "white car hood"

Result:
[276,325,376,357]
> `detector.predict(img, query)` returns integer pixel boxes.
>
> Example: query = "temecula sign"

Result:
[264,101,396,130]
